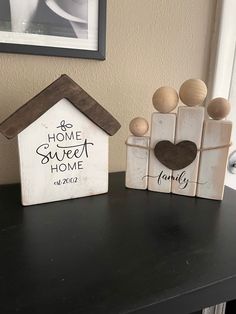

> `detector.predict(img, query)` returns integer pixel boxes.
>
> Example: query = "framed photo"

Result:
[0,0,106,60]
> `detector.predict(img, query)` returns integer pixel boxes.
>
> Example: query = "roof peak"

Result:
[0,74,121,139]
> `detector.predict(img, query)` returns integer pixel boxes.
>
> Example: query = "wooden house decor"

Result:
[0,75,121,206]
[125,79,232,201]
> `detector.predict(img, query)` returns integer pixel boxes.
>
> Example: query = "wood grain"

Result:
[179,79,207,107]
[154,140,197,170]
[148,113,176,193]
[196,119,232,200]
[125,136,149,190]
[172,106,204,196]
[0,74,121,139]
[18,99,109,206]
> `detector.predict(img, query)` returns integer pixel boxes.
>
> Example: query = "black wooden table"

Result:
[1,172,236,314]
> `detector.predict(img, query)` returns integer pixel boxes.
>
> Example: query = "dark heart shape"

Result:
[154,140,198,170]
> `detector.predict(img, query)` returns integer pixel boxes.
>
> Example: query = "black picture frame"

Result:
[0,0,106,60]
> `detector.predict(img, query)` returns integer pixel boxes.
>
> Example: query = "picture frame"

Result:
[0,0,106,60]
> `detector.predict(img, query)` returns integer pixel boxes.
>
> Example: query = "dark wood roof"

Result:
[0,75,121,139]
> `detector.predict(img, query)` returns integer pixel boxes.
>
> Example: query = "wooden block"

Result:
[125,136,149,190]
[148,113,176,193]
[172,106,204,196]
[18,98,109,206]
[196,120,232,200]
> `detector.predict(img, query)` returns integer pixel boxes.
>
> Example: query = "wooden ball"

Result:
[129,117,149,136]
[152,86,179,113]
[179,79,207,106]
[207,97,231,120]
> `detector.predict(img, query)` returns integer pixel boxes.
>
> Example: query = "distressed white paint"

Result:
[172,106,204,196]
[125,136,149,190]
[18,98,108,206]
[197,120,232,200]
[148,113,176,193]
[202,303,226,314]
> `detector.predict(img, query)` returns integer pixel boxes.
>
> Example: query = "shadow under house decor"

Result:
[125,79,232,201]
[0,74,121,206]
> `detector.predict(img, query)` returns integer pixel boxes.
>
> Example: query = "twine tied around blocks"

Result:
[125,140,232,170]
[125,140,232,152]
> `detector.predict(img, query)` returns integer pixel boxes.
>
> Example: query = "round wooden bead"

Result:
[152,86,179,113]
[129,117,149,136]
[207,97,231,120]
[179,79,207,106]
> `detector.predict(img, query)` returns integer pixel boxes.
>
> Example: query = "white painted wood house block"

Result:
[18,99,108,205]
[0,75,120,206]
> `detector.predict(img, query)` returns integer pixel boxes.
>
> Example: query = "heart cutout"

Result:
[154,140,198,170]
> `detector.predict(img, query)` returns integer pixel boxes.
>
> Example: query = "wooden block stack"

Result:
[125,79,232,201]
[125,117,150,190]
[172,79,207,196]
[148,87,178,193]
[197,98,232,200]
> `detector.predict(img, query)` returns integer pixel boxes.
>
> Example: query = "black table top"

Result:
[1,172,236,314]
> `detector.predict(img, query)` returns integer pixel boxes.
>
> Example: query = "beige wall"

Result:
[0,0,216,184]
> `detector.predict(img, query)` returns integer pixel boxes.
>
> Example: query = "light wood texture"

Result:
[172,106,204,196]
[125,136,150,190]
[207,97,231,120]
[152,87,179,113]
[148,113,176,193]
[197,119,232,200]
[179,79,207,106]
[129,117,149,137]
[18,98,109,206]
